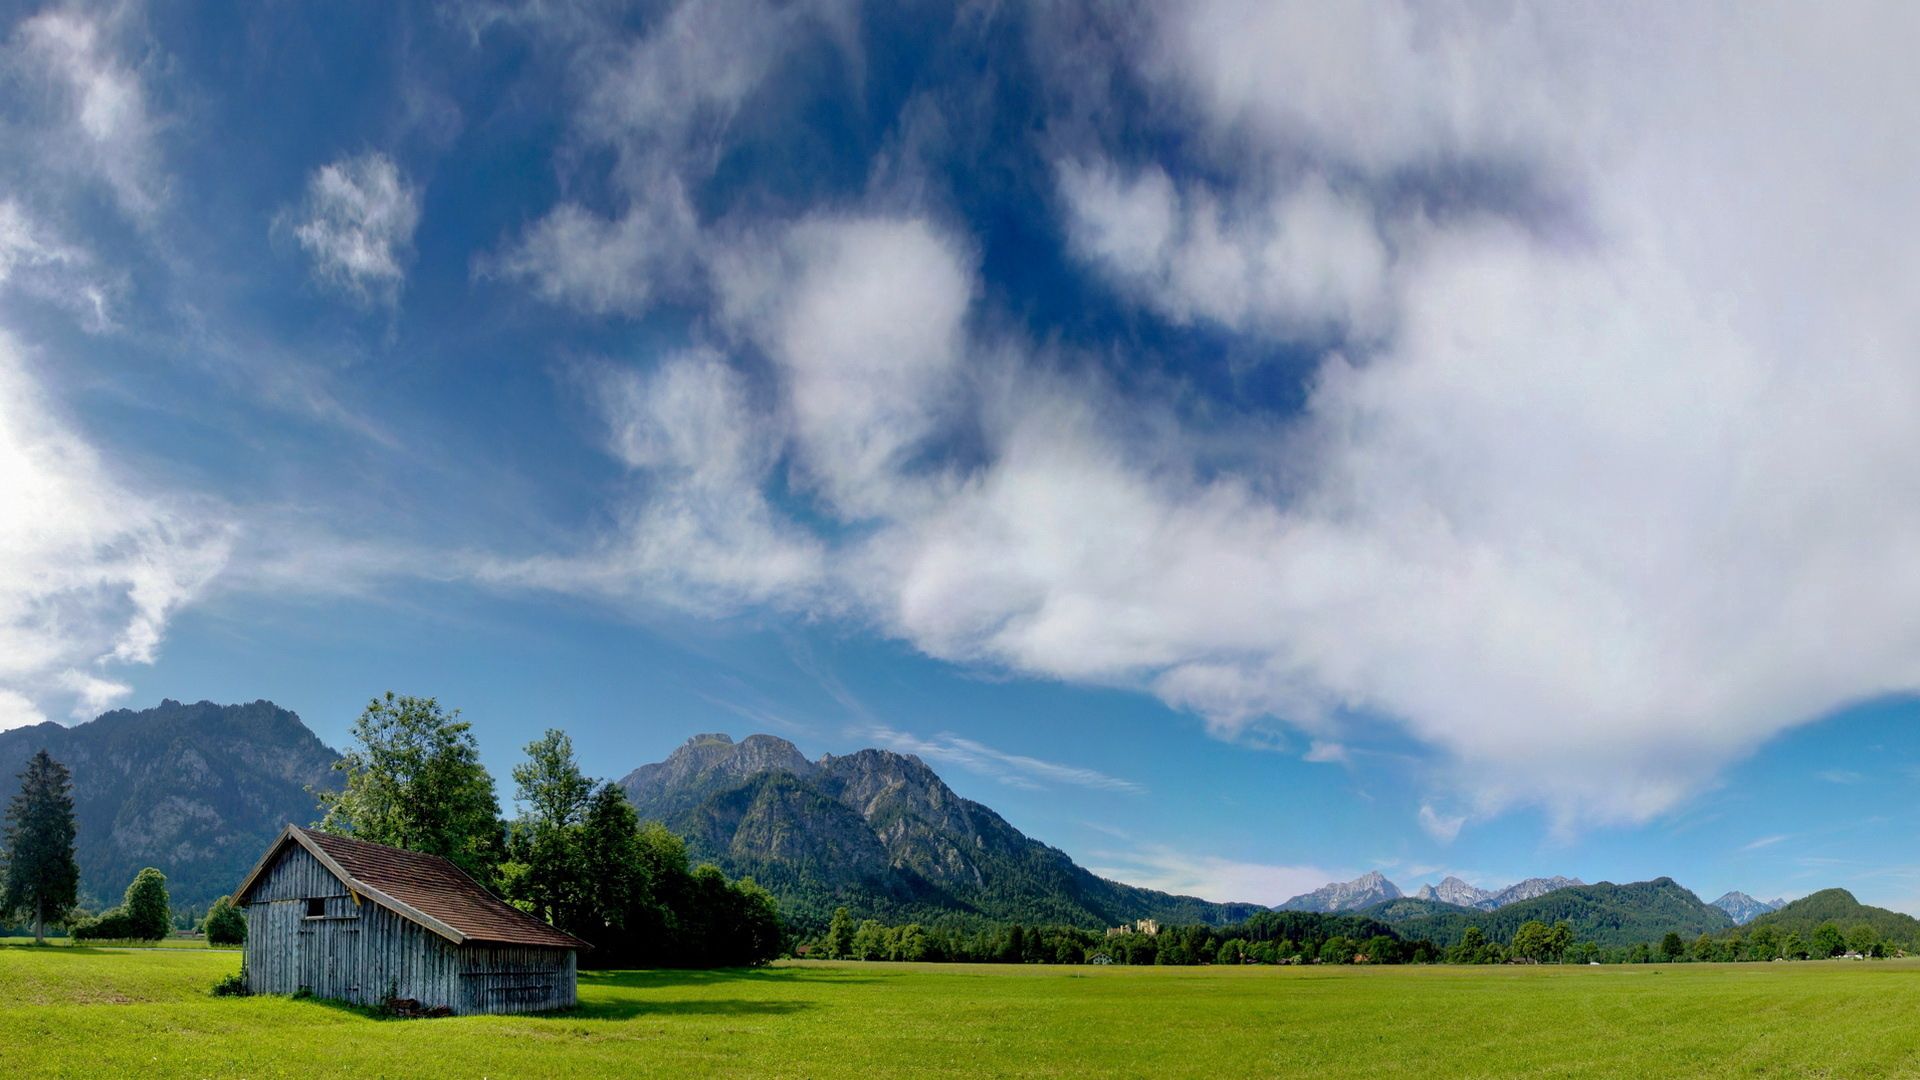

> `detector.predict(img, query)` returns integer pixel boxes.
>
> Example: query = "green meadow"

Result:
[5,947,1920,1078]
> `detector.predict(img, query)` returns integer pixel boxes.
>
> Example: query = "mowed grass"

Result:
[0,935,220,949]
[5,949,1920,1078]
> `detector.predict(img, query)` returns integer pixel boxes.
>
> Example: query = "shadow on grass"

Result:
[282,967,858,1023]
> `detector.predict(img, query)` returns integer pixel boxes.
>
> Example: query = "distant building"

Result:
[1105,919,1160,938]
[234,825,587,1015]
[1090,953,1114,965]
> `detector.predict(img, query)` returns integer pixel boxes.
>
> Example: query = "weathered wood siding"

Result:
[240,842,576,1014]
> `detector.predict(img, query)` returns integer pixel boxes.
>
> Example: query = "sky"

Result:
[3,0,1920,913]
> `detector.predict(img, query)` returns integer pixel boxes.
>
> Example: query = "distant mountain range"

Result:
[619,733,1266,931]
[1284,873,1585,913]
[1710,891,1787,925]
[0,701,1892,952]
[1366,878,1737,947]
[0,700,340,910]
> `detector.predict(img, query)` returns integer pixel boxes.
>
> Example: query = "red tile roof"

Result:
[276,827,585,950]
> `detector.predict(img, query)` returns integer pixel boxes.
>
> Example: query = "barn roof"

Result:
[236,825,586,950]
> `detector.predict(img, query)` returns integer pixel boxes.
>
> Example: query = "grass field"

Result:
[4,947,1920,1078]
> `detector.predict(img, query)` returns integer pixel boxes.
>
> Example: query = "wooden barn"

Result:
[234,825,586,1015]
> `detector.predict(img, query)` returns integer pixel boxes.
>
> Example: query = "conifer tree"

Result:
[2,750,80,944]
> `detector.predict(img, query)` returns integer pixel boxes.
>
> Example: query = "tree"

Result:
[1,750,79,943]
[316,693,502,881]
[124,867,172,940]
[1659,932,1686,962]
[513,729,594,829]
[1846,923,1879,957]
[1511,920,1552,963]
[503,730,594,933]
[826,907,854,960]
[1811,922,1845,959]
[1548,921,1575,963]
[202,895,247,946]
[1450,926,1489,964]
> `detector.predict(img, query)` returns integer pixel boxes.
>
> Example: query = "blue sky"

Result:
[3,1,1920,912]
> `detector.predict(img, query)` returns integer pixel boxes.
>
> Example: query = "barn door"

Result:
[329,923,360,1001]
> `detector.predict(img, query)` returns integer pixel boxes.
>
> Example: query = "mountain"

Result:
[1412,877,1495,909]
[1487,876,1585,908]
[0,700,340,911]
[1366,878,1735,947]
[619,733,1267,931]
[1710,891,1780,925]
[1739,889,1920,947]
[1278,871,1403,913]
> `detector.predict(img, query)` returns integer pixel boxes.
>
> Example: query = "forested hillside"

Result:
[0,700,340,909]
[1366,878,1734,947]
[1737,889,1920,947]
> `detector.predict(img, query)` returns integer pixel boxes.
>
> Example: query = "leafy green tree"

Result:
[1548,921,1575,963]
[1811,922,1845,958]
[826,907,854,960]
[123,868,172,940]
[852,918,887,961]
[1449,926,1489,964]
[1748,924,1780,960]
[1,750,79,943]
[1659,932,1686,961]
[1511,920,1552,963]
[202,895,247,946]
[316,693,502,882]
[1690,933,1717,962]
[1781,931,1807,960]
[1846,923,1879,957]
[503,730,594,933]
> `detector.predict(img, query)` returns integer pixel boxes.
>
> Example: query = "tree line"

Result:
[804,910,1908,967]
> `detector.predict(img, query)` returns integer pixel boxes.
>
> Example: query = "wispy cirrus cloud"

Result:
[1743,834,1791,852]
[1085,845,1339,906]
[861,725,1144,795]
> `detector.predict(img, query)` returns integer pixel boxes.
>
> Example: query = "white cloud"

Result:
[1418,804,1466,844]
[862,726,1144,795]
[478,349,823,612]
[1057,162,1390,340]
[10,8,166,220]
[57,668,130,721]
[488,0,857,314]
[287,153,420,305]
[1744,834,1791,853]
[1085,845,1341,906]
[0,335,231,724]
[0,199,114,330]
[501,3,1920,833]
[0,688,47,732]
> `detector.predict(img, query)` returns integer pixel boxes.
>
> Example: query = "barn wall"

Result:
[239,841,576,1014]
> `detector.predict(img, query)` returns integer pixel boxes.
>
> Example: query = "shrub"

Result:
[210,970,249,997]
[202,895,247,946]
[70,908,136,941]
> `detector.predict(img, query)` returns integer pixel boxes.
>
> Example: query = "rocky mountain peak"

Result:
[1709,890,1781,925]
[1279,871,1404,913]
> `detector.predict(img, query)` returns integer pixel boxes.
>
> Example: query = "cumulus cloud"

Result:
[487,0,856,313]
[1057,162,1390,340]
[0,335,232,724]
[9,7,166,220]
[497,2,1920,835]
[286,153,420,305]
